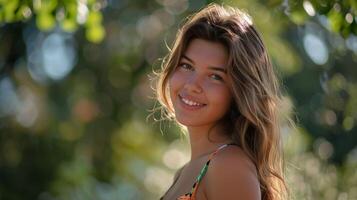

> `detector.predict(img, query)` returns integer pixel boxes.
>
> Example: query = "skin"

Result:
[205,146,261,200]
[164,39,261,199]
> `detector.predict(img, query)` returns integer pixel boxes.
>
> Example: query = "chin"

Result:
[175,116,215,128]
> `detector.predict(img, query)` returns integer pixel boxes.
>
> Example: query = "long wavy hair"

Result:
[156,3,288,200]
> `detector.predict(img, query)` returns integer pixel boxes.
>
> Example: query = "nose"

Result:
[184,73,203,93]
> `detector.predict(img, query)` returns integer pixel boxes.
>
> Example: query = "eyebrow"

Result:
[182,55,227,73]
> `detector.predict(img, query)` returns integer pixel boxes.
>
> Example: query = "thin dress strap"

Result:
[177,143,237,200]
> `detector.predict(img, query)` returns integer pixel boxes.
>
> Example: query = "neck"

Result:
[187,124,232,161]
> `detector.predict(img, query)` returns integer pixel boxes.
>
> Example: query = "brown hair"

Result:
[156,3,288,200]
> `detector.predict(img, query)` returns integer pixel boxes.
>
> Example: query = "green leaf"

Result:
[34,0,58,12]
[289,9,309,25]
[3,0,19,11]
[61,18,78,32]
[66,2,77,16]
[3,0,19,22]
[350,0,357,10]
[4,9,15,22]
[327,9,344,33]
[86,25,105,43]
[86,10,102,26]
[266,0,283,7]
[87,0,96,6]
[36,12,56,31]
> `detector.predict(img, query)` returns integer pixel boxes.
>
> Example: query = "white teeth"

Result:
[181,97,203,106]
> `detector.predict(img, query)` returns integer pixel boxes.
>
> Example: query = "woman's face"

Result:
[169,38,232,128]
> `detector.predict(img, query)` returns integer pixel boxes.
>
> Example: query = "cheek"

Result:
[215,92,232,117]
[205,84,232,108]
[169,71,182,96]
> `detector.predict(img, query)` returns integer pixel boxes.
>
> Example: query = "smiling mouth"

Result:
[179,95,206,107]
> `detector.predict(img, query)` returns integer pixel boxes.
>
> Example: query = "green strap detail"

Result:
[196,162,209,182]
[187,143,237,195]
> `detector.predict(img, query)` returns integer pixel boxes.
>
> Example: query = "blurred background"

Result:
[0,0,356,199]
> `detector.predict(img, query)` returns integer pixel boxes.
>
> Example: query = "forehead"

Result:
[183,39,228,68]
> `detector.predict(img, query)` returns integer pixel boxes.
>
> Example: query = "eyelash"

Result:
[178,62,224,82]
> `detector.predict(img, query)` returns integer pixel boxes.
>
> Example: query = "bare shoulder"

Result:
[205,145,261,200]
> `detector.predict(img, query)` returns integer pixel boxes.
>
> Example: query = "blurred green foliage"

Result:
[0,0,356,200]
[0,0,105,42]
[283,0,357,37]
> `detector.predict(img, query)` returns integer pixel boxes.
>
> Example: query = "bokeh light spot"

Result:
[303,33,329,65]
[42,32,77,80]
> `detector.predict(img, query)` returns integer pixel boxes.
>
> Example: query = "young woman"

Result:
[156,3,288,200]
